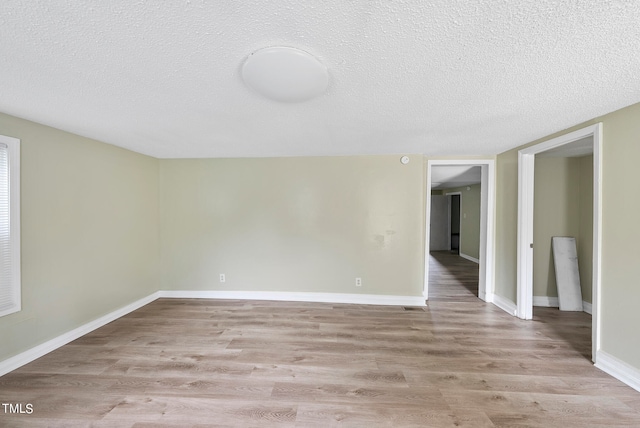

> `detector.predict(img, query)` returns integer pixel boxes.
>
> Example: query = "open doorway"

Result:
[424,160,495,302]
[517,123,602,362]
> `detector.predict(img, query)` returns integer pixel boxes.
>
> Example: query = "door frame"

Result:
[424,160,496,302]
[516,123,602,361]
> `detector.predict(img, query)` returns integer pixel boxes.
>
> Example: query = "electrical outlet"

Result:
[355,277,362,287]
[219,274,226,283]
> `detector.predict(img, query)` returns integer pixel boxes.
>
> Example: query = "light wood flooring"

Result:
[1,252,639,426]
[428,251,479,302]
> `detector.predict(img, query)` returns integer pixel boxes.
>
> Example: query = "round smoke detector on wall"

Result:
[241,46,329,102]
[400,156,410,165]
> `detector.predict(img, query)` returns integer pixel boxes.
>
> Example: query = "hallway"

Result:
[428,251,479,302]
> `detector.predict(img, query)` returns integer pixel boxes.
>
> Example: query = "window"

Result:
[0,134,20,317]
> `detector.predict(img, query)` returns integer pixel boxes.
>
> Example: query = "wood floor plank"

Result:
[1,251,639,426]
[101,397,298,427]
[271,381,448,408]
[295,403,495,428]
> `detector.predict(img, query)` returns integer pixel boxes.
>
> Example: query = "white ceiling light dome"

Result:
[241,46,329,102]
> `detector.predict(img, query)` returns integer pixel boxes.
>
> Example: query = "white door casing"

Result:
[516,123,602,362]
[424,160,495,302]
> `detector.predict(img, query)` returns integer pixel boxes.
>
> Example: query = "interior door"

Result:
[450,194,460,254]
[430,195,448,251]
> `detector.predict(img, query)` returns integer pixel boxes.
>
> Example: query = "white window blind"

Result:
[0,136,20,317]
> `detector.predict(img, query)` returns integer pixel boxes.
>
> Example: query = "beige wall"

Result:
[533,156,593,303]
[494,151,519,302]
[442,184,481,260]
[159,156,425,297]
[599,104,640,368]
[0,113,159,361]
[533,157,580,298]
[495,101,640,369]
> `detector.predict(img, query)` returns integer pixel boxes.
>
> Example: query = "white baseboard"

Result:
[533,296,593,314]
[158,290,426,307]
[478,291,493,303]
[595,350,640,393]
[492,294,517,316]
[459,253,480,264]
[533,296,559,307]
[0,292,159,377]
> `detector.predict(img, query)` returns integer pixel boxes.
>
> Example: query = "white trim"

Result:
[424,159,496,304]
[533,296,592,314]
[516,149,535,320]
[595,350,640,393]
[0,134,21,318]
[0,292,160,377]
[482,291,494,303]
[459,253,479,264]
[492,294,517,316]
[424,164,434,298]
[516,123,602,363]
[533,296,559,307]
[592,124,603,360]
[158,290,426,307]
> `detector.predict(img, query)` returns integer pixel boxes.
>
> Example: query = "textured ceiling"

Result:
[431,166,482,189]
[1,1,640,159]
[537,136,593,158]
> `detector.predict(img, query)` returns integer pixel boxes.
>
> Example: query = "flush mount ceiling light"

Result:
[241,46,328,102]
